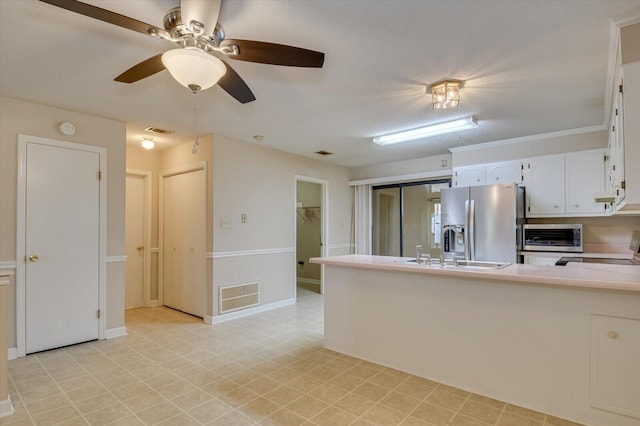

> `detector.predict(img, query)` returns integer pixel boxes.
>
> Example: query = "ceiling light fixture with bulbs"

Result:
[160,47,228,155]
[141,136,155,150]
[373,116,478,146]
[161,48,227,93]
[430,79,463,110]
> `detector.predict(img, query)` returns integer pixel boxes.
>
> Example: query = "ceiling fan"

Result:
[38,0,325,103]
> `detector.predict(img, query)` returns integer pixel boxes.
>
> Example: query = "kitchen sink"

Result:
[402,259,511,269]
[454,260,511,269]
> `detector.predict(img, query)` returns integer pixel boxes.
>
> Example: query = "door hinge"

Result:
[612,125,615,132]
[98,171,102,180]
[613,165,616,171]
[621,180,626,190]
[615,108,618,116]
[619,84,623,93]
[97,309,101,319]
[604,154,608,162]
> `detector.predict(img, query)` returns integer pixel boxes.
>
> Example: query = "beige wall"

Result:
[350,153,451,182]
[621,23,640,65]
[0,96,126,347]
[212,136,352,315]
[451,130,608,168]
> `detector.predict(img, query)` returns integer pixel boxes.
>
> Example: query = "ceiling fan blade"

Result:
[218,61,256,104]
[114,54,165,83]
[221,39,325,68]
[181,0,221,36]
[38,0,167,37]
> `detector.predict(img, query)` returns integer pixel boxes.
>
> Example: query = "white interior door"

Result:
[25,142,100,353]
[125,173,146,309]
[163,169,206,317]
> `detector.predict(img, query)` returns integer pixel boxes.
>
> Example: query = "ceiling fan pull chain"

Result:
[192,88,200,155]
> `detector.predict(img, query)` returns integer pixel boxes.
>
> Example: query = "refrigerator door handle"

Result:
[466,199,475,261]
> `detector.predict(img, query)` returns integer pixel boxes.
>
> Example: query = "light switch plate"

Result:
[221,217,232,229]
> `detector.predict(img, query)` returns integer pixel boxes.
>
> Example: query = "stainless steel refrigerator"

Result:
[440,183,525,263]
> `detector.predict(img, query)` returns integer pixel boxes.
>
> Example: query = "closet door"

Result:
[163,169,206,317]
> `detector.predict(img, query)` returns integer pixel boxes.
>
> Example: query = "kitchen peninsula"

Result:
[310,255,640,426]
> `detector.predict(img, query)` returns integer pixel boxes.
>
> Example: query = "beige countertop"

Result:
[311,254,640,292]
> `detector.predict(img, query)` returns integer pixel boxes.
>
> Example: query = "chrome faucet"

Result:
[415,245,432,264]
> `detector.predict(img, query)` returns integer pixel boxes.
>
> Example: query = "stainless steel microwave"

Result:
[522,224,583,252]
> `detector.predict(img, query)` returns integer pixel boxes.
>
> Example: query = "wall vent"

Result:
[144,126,173,134]
[219,281,260,314]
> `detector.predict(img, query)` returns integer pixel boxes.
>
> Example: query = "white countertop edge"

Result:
[311,255,640,293]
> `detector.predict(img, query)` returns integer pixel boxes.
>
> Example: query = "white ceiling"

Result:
[2,0,640,168]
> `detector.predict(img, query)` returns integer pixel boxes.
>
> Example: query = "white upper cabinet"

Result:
[614,61,640,212]
[607,67,626,203]
[452,152,607,218]
[523,150,608,217]
[565,150,607,215]
[524,155,565,216]
[486,160,523,185]
[452,165,485,187]
[452,160,522,187]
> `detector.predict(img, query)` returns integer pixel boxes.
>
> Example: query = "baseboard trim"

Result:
[106,255,127,263]
[7,348,17,361]
[105,327,128,339]
[0,396,15,418]
[211,298,296,324]
[297,278,321,286]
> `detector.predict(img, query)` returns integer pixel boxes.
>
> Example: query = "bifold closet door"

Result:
[163,169,206,317]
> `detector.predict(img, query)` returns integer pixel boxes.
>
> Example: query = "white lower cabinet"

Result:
[590,314,640,419]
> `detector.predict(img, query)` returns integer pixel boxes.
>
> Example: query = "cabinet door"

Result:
[609,75,625,202]
[486,160,523,185]
[523,255,560,266]
[590,315,640,419]
[524,156,565,216]
[453,165,485,187]
[565,150,606,215]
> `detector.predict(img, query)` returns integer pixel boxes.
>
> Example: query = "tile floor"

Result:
[3,287,584,426]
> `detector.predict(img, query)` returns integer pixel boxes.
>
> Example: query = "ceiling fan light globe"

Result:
[161,48,226,91]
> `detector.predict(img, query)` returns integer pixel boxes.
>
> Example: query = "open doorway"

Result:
[295,177,327,296]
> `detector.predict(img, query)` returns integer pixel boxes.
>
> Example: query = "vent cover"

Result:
[219,281,260,314]
[144,126,173,134]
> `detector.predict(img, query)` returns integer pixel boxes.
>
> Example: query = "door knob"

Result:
[136,246,144,251]
[29,255,39,262]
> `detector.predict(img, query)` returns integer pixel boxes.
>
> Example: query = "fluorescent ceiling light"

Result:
[373,116,478,146]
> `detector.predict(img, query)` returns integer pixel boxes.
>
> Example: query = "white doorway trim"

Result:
[16,135,107,357]
[159,162,207,309]
[126,169,153,307]
[294,175,328,296]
